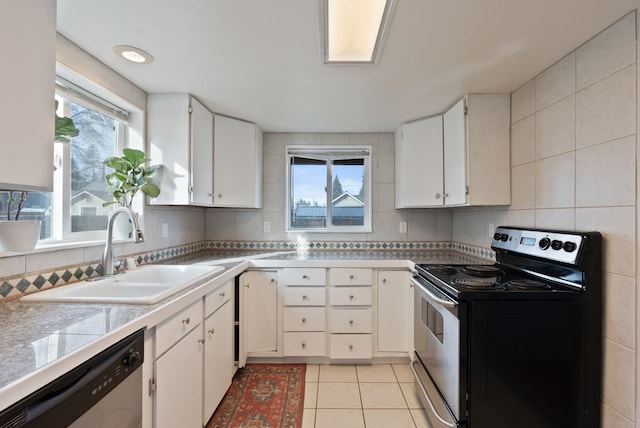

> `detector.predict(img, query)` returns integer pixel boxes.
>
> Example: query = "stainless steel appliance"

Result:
[411,226,602,428]
[0,329,144,428]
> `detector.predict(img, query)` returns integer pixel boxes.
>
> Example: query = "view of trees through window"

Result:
[289,152,368,230]
[0,96,120,241]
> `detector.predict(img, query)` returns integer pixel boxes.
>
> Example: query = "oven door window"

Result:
[422,298,444,344]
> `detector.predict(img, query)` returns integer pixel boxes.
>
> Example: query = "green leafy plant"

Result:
[103,148,161,208]
[2,101,79,220]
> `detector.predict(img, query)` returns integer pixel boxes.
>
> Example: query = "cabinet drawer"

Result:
[284,307,325,331]
[280,268,326,286]
[329,334,372,359]
[329,268,372,286]
[283,332,326,356]
[205,280,232,318]
[284,287,325,306]
[329,308,372,333]
[156,300,203,356]
[329,287,372,306]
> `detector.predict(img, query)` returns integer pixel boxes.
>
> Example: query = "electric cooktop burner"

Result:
[506,279,552,290]
[462,265,502,277]
[425,266,457,275]
[454,278,499,288]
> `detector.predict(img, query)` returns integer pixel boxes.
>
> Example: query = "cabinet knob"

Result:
[382,278,387,283]
[435,193,441,199]
[349,344,354,351]
[220,292,226,298]
[349,275,354,280]
[245,284,250,288]
[182,317,190,325]
[302,274,309,279]
[301,318,307,323]
[302,295,309,300]
[301,342,307,349]
[270,278,275,283]
[444,193,449,197]
[349,294,354,300]
[349,320,354,325]
[208,328,215,335]
[198,338,205,344]
[217,193,222,198]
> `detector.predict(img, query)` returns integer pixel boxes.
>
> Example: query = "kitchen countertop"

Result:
[0,249,488,410]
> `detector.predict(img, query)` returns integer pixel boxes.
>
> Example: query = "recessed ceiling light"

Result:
[320,0,396,64]
[113,45,154,64]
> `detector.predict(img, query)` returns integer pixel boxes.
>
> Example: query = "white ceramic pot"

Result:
[0,220,41,252]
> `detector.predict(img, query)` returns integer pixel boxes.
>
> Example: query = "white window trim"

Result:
[285,145,372,233]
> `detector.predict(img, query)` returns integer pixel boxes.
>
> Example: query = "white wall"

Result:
[452,12,637,427]
[205,132,453,242]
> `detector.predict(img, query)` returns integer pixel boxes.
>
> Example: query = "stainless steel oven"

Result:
[0,329,144,428]
[411,226,602,428]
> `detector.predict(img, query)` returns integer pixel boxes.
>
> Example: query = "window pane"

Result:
[331,159,365,226]
[290,157,327,229]
[69,102,117,233]
[0,191,52,239]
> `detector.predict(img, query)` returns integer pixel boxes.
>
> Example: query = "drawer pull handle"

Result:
[349,275,354,280]
[302,318,307,323]
[303,275,309,279]
[349,344,354,351]
[301,342,307,349]
[182,317,191,325]
[208,328,215,335]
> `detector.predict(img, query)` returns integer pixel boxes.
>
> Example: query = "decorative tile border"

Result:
[0,240,494,301]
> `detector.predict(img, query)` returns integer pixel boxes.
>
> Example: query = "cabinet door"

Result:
[395,116,444,207]
[0,1,55,191]
[377,271,412,353]
[443,98,467,206]
[213,115,263,208]
[203,301,234,423]
[155,326,203,428]
[190,97,214,206]
[241,271,278,354]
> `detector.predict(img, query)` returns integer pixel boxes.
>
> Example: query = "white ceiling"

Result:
[57,0,639,133]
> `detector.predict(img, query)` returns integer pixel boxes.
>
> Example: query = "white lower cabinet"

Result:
[377,270,413,354]
[241,271,278,358]
[155,324,203,428]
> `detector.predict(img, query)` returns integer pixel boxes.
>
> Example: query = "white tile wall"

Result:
[452,11,637,425]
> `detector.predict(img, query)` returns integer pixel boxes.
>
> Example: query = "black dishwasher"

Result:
[0,328,144,428]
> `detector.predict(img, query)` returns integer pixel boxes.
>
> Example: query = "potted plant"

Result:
[0,101,79,252]
[102,148,161,240]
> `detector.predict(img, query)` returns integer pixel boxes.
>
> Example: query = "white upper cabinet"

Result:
[443,94,511,206]
[213,115,263,208]
[0,1,56,191]
[395,115,444,208]
[148,94,214,206]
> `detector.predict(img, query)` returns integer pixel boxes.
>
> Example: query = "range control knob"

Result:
[493,233,502,241]
[551,240,563,250]
[539,237,551,250]
[500,233,508,242]
[563,241,577,252]
[123,351,141,367]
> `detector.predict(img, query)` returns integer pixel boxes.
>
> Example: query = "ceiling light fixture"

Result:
[320,0,396,64]
[113,45,154,64]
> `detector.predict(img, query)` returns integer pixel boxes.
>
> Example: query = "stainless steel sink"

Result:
[20,265,225,304]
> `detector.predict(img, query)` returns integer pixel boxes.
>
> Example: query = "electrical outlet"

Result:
[263,221,271,233]
[399,222,407,234]
[162,223,169,238]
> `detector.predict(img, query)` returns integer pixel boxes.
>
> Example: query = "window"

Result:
[286,146,371,232]
[0,79,130,242]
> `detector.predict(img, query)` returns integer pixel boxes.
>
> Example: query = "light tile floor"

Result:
[302,364,431,428]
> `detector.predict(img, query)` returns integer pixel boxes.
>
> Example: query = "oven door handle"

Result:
[410,360,456,428]
[410,276,457,308]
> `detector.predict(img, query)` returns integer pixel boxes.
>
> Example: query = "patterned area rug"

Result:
[206,364,306,428]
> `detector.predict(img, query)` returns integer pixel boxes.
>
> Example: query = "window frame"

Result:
[285,145,372,233]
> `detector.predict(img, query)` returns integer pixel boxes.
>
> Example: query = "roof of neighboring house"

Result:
[332,191,364,207]
[71,182,111,204]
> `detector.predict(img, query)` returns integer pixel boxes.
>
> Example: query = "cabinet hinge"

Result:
[463,105,468,115]
[188,186,193,193]
[465,185,469,195]
[149,377,156,395]
[188,105,193,114]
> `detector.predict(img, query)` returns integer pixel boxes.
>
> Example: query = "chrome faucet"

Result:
[102,207,144,277]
